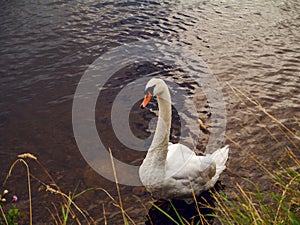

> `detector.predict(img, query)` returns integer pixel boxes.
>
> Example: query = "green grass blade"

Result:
[151,203,181,225]
[169,200,185,225]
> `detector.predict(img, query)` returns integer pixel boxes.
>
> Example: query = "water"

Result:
[0,0,299,224]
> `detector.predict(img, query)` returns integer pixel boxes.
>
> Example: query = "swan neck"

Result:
[150,90,171,153]
[139,83,172,187]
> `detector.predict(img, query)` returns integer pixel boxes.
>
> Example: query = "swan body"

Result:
[139,78,229,201]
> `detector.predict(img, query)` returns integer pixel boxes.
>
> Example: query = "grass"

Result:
[211,168,300,225]
[210,85,300,225]
[0,86,299,224]
[151,200,186,225]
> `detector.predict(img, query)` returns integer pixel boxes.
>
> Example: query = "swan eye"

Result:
[144,85,155,96]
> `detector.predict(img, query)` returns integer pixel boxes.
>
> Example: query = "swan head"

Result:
[141,78,168,108]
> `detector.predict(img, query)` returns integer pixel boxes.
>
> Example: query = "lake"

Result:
[0,0,299,224]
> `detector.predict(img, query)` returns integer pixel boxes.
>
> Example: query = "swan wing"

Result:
[165,143,216,181]
[167,143,194,162]
[159,143,217,199]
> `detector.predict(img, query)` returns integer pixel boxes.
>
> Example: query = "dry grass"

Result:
[208,84,300,225]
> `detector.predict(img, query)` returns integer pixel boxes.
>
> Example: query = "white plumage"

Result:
[139,78,229,201]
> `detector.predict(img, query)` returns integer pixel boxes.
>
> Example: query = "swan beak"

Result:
[141,92,152,109]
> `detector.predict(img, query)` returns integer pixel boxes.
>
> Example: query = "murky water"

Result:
[0,0,299,224]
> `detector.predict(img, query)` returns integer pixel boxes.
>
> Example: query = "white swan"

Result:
[139,78,229,201]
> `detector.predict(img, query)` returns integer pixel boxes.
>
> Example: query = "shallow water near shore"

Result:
[0,0,299,224]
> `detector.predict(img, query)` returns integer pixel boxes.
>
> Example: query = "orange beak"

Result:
[141,92,152,108]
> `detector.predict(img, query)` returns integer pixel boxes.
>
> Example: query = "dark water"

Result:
[0,0,299,224]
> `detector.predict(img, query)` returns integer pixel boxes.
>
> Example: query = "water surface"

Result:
[0,0,299,224]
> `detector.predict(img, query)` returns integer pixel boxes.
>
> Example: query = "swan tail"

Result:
[210,145,229,185]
